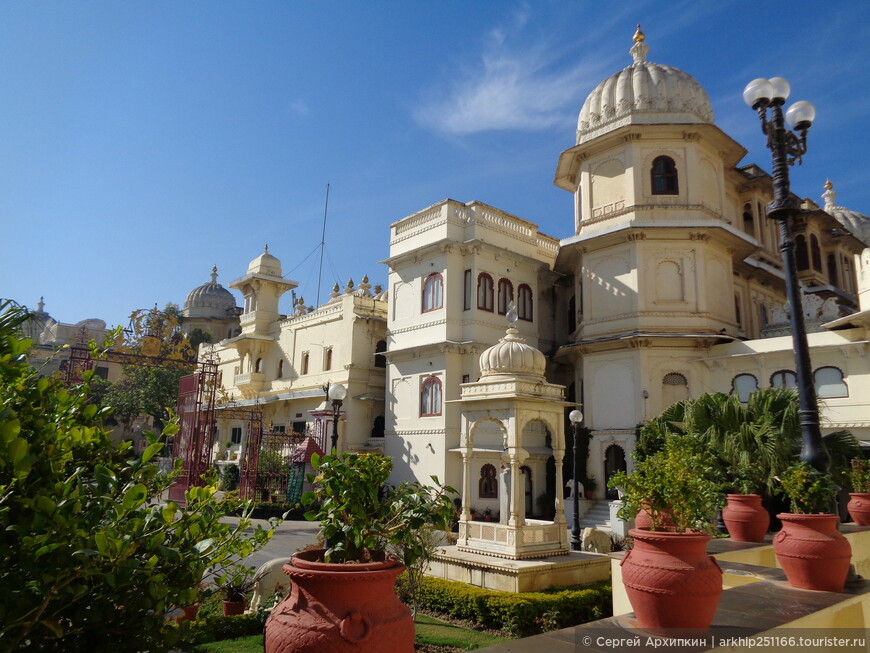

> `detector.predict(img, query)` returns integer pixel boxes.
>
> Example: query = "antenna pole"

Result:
[316,183,330,307]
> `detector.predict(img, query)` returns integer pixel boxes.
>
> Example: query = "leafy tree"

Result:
[0,301,276,652]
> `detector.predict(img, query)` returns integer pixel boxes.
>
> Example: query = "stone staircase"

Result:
[575,500,612,532]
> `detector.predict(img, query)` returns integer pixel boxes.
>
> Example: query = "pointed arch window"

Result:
[479,464,498,499]
[497,278,514,315]
[301,351,309,375]
[731,373,759,403]
[477,273,494,312]
[277,359,284,379]
[795,235,809,270]
[815,366,848,398]
[770,370,797,389]
[651,156,678,195]
[517,284,533,321]
[421,376,442,416]
[374,339,387,368]
[422,273,443,312]
[810,235,822,271]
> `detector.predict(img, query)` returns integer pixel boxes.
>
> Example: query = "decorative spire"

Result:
[264,244,269,254]
[822,179,837,210]
[344,278,355,294]
[37,296,45,312]
[210,265,218,284]
[330,283,341,299]
[630,23,649,64]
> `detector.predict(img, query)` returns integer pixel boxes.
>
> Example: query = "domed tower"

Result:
[182,266,241,341]
[552,27,760,477]
[230,245,298,337]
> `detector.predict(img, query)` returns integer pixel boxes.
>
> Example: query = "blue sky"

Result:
[2,1,869,330]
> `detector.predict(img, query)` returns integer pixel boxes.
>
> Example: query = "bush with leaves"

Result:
[301,451,456,564]
[0,301,276,652]
[777,462,837,514]
[609,435,725,533]
[849,458,870,493]
[221,463,240,492]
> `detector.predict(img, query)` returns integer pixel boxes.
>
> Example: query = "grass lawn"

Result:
[192,613,510,652]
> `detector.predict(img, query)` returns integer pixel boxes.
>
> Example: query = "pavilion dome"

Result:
[577,25,714,144]
[823,180,870,244]
[246,244,283,277]
[478,326,546,380]
[184,266,238,318]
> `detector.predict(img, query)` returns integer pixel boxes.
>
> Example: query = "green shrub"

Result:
[221,464,240,491]
[175,613,264,646]
[397,575,611,637]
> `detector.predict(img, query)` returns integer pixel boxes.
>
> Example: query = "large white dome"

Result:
[823,180,870,244]
[577,26,714,144]
[184,266,238,318]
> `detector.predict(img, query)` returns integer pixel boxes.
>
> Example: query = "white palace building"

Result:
[207,28,870,534]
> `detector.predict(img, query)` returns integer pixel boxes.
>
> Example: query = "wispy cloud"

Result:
[288,99,310,116]
[413,10,611,136]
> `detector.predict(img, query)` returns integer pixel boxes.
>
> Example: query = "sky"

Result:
[2,0,869,330]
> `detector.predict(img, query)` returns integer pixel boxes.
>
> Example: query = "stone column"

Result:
[552,451,565,524]
[499,465,510,525]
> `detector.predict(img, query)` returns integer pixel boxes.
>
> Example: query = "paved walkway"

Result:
[222,516,321,573]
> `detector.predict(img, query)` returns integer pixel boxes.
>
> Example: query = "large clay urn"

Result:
[621,529,722,629]
[774,513,851,591]
[847,493,870,526]
[264,549,413,653]
[722,494,769,542]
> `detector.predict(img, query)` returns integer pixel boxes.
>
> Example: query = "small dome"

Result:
[577,26,713,144]
[247,244,282,277]
[184,266,238,318]
[823,180,870,244]
[478,327,546,379]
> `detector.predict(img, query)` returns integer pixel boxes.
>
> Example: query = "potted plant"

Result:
[722,461,770,542]
[608,436,725,629]
[583,475,597,499]
[482,507,493,522]
[215,563,258,616]
[847,458,870,526]
[774,462,851,591]
[264,452,455,653]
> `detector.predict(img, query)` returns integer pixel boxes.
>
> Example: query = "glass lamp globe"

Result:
[569,409,584,424]
[328,383,348,402]
[768,77,791,102]
[743,78,773,108]
[786,100,816,130]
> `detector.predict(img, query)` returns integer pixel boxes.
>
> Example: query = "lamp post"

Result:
[743,77,830,474]
[569,409,584,551]
[324,382,347,453]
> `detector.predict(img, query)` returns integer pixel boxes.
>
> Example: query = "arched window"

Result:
[742,203,755,237]
[374,340,387,368]
[770,370,797,389]
[421,376,442,416]
[497,278,513,315]
[324,347,332,371]
[731,373,759,402]
[796,235,809,271]
[255,358,263,373]
[567,294,576,333]
[277,360,284,379]
[815,366,848,398]
[477,273,494,312]
[479,463,498,499]
[734,294,742,326]
[651,156,678,195]
[517,284,533,321]
[422,273,443,312]
[827,253,839,286]
[301,351,309,375]
[810,235,822,271]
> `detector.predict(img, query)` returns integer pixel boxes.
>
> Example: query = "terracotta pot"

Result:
[621,528,722,629]
[222,599,245,616]
[722,494,769,542]
[634,507,675,531]
[774,513,851,591]
[264,549,413,653]
[847,493,870,526]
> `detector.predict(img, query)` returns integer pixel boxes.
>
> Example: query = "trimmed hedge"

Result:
[399,575,612,637]
[174,613,264,647]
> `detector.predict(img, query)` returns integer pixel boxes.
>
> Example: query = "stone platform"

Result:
[427,545,611,593]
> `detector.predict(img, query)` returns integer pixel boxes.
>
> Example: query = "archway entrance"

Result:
[604,444,627,500]
[521,466,533,517]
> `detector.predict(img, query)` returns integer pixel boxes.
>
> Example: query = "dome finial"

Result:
[264,244,269,254]
[630,24,649,64]
[210,265,218,283]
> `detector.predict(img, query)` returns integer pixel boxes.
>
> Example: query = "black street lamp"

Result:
[569,408,584,551]
[324,382,347,453]
[743,77,830,474]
